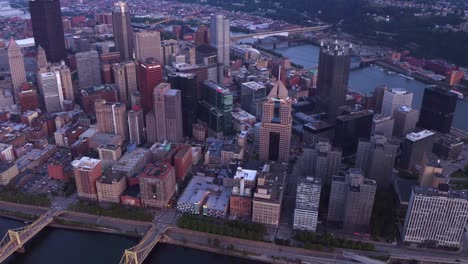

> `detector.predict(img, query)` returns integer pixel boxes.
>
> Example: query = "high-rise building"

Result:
[373,85,388,113]
[18,84,40,112]
[241,81,267,118]
[139,162,176,208]
[76,50,101,89]
[315,41,352,122]
[38,71,64,112]
[381,88,413,117]
[135,31,162,62]
[418,153,445,188]
[29,0,66,63]
[293,177,321,232]
[302,138,342,186]
[419,86,458,134]
[403,184,468,248]
[128,106,144,145]
[355,134,398,188]
[137,58,163,114]
[393,106,419,138]
[334,108,374,156]
[198,80,233,136]
[112,1,133,61]
[95,99,128,138]
[112,61,137,106]
[194,25,209,45]
[371,114,394,139]
[7,38,27,101]
[168,73,198,137]
[259,80,292,162]
[210,15,230,82]
[130,90,141,108]
[37,45,48,69]
[145,111,157,143]
[400,130,436,170]
[153,83,183,142]
[328,168,376,232]
[72,157,103,200]
[54,62,74,101]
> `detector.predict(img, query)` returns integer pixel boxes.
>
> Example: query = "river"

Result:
[0,217,261,264]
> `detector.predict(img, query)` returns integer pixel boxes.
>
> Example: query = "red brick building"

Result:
[229,195,252,219]
[174,145,193,182]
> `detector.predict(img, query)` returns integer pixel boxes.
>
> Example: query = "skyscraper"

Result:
[153,83,183,143]
[393,106,419,138]
[95,99,128,138]
[355,134,398,188]
[371,114,394,139]
[419,86,458,133]
[7,38,27,101]
[53,62,73,101]
[373,85,388,114]
[259,79,292,162]
[76,50,101,89]
[328,168,376,233]
[198,80,233,136]
[135,31,163,62]
[334,108,374,156]
[72,157,102,200]
[316,41,351,122]
[293,177,321,232]
[400,130,436,170]
[210,15,230,82]
[137,58,163,114]
[381,88,413,117]
[194,25,209,45]
[302,138,342,186]
[29,0,66,63]
[112,61,137,106]
[168,72,198,137]
[128,106,144,145]
[38,71,64,112]
[112,1,133,61]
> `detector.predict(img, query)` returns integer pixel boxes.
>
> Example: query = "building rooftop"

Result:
[71,157,101,170]
[253,163,287,204]
[406,130,435,142]
[242,81,266,91]
[139,162,171,179]
[389,88,411,95]
[97,170,126,184]
[336,109,373,122]
[304,120,334,133]
[178,176,231,210]
[0,162,16,173]
[98,144,120,151]
[80,84,116,96]
[395,106,416,113]
[233,167,257,182]
[204,80,231,94]
[0,142,11,152]
[413,185,468,200]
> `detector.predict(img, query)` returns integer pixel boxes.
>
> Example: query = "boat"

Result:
[449,90,464,99]
[398,73,414,80]
[387,71,395,75]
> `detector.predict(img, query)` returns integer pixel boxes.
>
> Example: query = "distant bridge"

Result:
[230,25,331,41]
[0,209,62,263]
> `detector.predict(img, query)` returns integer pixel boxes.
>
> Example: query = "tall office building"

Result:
[137,58,163,114]
[371,114,394,139]
[328,168,376,233]
[316,41,352,122]
[72,157,102,200]
[334,108,374,156]
[112,61,137,106]
[400,130,436,170]
[112,1,133,61]
[355,134,398,188]
[38,71,64,112]
[7,38,27,101]
[95,99,128,138]
[259,79,292,162]
[145,111,157,143]
[419,86,457,134]
[29,0,66,63]
[168,73,198,137]
[76,50,101,89]
[241,81,267,118]
[393,106,419,138]
[403,185,468,248]
[54,62,73,101]
[128,106,144,145]
[130,90,141,108]
[381,88,413,117]
[293,177,321,232]
[210,15,230,82]
[139,162,176,208]
[198,80,233,136]
[373,85,388,113]
[302,138,342,186]
[153,83,183,143]
[194,25,209,45]
[135,31,162,62]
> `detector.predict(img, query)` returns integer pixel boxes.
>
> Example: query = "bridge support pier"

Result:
[124,250,139,264]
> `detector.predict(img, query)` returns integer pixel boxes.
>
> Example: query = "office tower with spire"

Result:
[112,1,133,61]
[316,41,352,122]
[419,86,457,134]
[381,88,413,117]
[135,31,163,62]
[355,134,398,188]
[137,58,163,114]
[7,38,27,102]
[302,138,342,186]
[152,83,183,143]
[112,61,137,106]
[95,99,128,138]
[259,78,292,162]
[29,0,66,63]
[128,106,144,145]
[210,15,230,82]
[168,73,198,137]
[76,51,101,89]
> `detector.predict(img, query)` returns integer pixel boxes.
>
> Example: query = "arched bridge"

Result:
[119,223,167,264]
[0,209,63,263]
[230,25,331,41]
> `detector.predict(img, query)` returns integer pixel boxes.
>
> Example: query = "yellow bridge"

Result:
[119,223,167,264]
[0,210,62,263]
[230,25,331,41]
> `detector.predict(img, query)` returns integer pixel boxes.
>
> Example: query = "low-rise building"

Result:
[139,162,176,208]
[0,162,19,186]
[0,143,14,162]
[97,144,122,169]
[96,170,127,203]
[112,148,151,182]
[204,139,244,167]
[72,157,103,200]
[15,144,57,172]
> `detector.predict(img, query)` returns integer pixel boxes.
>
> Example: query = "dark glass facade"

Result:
[168,73,198,137]
[198,81,233,134]
[419,86,458,134]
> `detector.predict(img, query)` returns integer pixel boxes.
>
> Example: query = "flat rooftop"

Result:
[71,157,101,170]
[234,167,258,182]
[242,81,266,91]
[406,130,435,142]
[97,170,125,184]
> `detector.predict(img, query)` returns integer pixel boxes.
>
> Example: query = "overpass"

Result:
[119,223,167,264]
[230,25,331,41]
[0,209,62,263]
